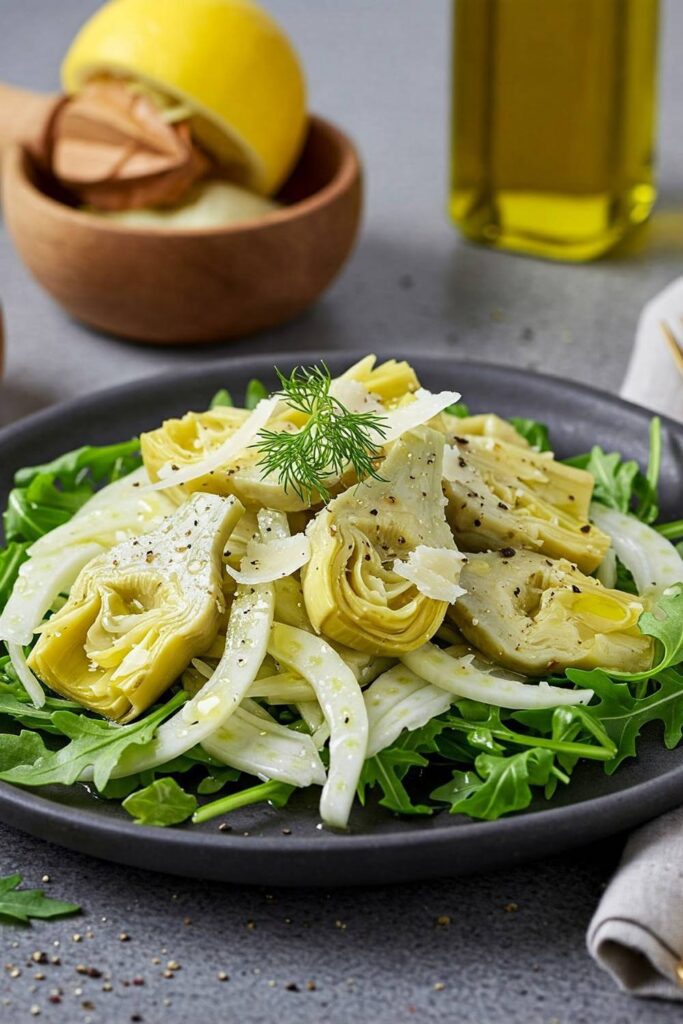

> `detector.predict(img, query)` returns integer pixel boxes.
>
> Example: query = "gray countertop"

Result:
[1,1,682,1021]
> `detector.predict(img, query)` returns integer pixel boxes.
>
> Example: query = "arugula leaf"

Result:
[431,747,556,820]
[656,519,683,541]
[566,667,683,772]
[445,401,470,418]
[0,542,30,607]
[0,874,79,923]
[197,766,240,795]
[508,417,551,452]
[600,585,683,682]
[0,692,185,792]
[565,418,661,523]
[0,731,47,772]
[358,748,433,815]
[123,777,197,826]
[245,379,269,410]
[210,388,233,409]
[192,779,295,824]
[14,440,140,489]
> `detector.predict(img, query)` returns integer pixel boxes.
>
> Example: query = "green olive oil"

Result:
[450,0,660,261]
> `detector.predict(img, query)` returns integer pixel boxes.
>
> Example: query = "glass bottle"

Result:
[449,0,660,261]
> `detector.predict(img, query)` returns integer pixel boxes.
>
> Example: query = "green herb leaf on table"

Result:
[0,692,186,792]
[0,874,79,924]
[123,777,197,827]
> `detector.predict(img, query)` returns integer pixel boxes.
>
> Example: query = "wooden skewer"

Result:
[660,319,683,379]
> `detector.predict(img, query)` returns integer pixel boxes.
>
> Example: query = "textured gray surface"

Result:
[1,0,683,1020]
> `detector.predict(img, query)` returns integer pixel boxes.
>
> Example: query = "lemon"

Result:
[62,0,307,195]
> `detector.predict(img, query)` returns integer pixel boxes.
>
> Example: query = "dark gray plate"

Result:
[0,352,681,886]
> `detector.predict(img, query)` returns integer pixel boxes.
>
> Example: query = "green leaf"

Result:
[0,731,47,772]
[14,440,140,489]
[210,388,233,409]
[656,519,683,541]
[122,777,197,826]
[0,692,185,792]
[445,401,470,418]
[197,766,240,795]
[635,584,683,677]
[566,666,683,772]
[431,747,555,820]
[244,379,269,410]
[358,748,432,815]
[0,542,30,607]
[0,874,80,923]
[192,779,295,824]
[508,417,551,452]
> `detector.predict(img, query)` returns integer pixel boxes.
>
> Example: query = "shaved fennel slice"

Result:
[248,672,316,704]
[365,665,453,757]
[225,533,310,585]
[8,643,45,708]
[378,388,461,443]
[297,700,325,733]
[0,543,102,647]
[151,396,280,491]
[595,546,618,589]
[589,503,683,595]
[393,545,467,604]
[81,510,287,781]
[202,705,326,788]
[401,644,593,709]
[268,622,368,829]
[29,468,174,558]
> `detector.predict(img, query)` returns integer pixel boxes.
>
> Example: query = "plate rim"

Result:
[0,351,681,883]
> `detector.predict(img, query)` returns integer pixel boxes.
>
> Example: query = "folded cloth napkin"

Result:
[588,807,683,1000]
[621,278,683,423]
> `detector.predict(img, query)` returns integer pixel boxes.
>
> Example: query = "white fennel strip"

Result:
[401,644,593,710]
[268,622,368,830]
[364,665,453,758]
[0,544,102,648]
[225,533,310,585]
[590,503,683,595]
[151,396,280,490]
[7,644,45,709]
[202,704,326,788]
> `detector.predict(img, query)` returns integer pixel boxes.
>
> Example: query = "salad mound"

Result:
[0,356,681,830]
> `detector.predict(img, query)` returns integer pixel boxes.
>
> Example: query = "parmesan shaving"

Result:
[393,545,467,604]
[226,533,311,585]
[379,388,461,443]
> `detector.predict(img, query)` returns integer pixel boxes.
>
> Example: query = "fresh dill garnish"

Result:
[255,363,387,502]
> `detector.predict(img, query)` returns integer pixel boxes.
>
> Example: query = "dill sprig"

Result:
[255,363,387,502]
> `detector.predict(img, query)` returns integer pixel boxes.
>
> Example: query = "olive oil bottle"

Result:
[450,0,660,261]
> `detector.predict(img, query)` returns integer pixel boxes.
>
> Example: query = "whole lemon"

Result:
[62,0,307,195]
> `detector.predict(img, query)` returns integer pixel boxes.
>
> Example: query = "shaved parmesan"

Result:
[151,396,280,491]
[329,378,383,415]
[379,388,461,443]
[393,545,467,604]
[226,532,311,585]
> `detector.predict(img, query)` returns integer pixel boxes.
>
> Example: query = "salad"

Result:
[0,355,681,831]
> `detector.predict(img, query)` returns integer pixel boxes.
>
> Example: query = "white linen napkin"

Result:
[588,807,683,1000]
[621,278,683,422]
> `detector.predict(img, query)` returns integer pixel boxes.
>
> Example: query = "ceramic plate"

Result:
[0,353,681,885]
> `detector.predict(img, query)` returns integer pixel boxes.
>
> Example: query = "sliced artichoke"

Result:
[28,493,243,722]
[448,549,653,676]
[443,436,609,572]
[141,406,311,512]
[441,412,529,448]
[302,427,456,655]
[336,355,420,405]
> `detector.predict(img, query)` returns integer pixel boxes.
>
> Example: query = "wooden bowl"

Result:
[2,115,362,344]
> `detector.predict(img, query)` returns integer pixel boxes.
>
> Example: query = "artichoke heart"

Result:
[337,355,420,405]
[301,428,456,655]
[141,405,310,512]
[28,493,244,722]
[443,436,609,572]
[449,550,653,676]
[441,412,530,448]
